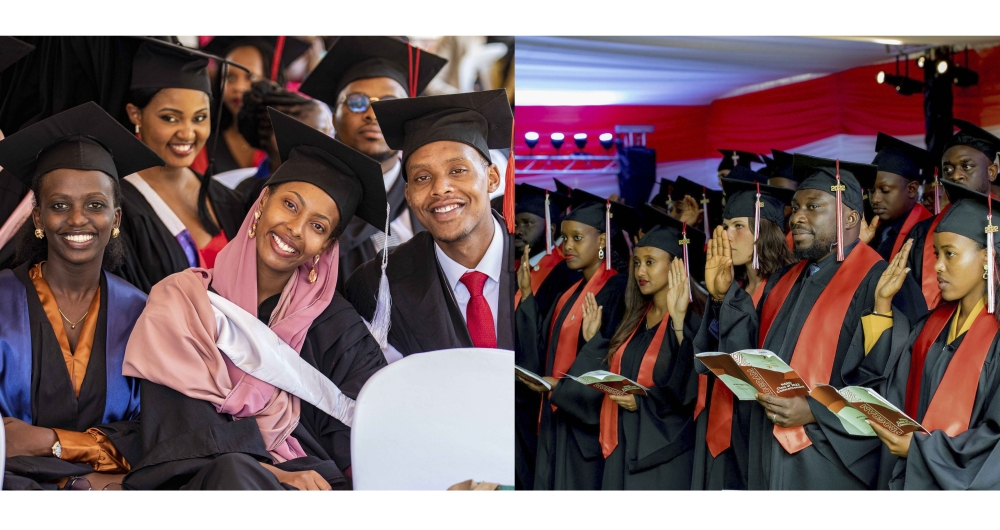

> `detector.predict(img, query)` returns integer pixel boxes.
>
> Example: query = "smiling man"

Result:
[344,89,514,359]
[708,154,925,490]
[299,37,446,292]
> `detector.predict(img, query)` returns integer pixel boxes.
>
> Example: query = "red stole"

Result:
[890,204,932,258]
[549,267,617,383]
[599,307,669,458]
[696,281,767,457]
[905,304,999,436]
[920,205,950,311]
[785,231,795,252]
[758,244,883,453]
[514,247,564,309]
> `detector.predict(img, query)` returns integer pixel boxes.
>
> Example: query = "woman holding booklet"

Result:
[868,180,1000,489]
[119,109,387,490]
[582,221,702,489]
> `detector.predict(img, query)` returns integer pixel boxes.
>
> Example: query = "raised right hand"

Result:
[874,239,913,315]
[859,214,880,245]
[705,225,734,301]
[678,195,703,226]
[517,244,533,299]
[581,292,603,342]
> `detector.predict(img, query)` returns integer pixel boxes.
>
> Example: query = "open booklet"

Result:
[695,349,809,400]
[810,384,927,437]
[516,365,551,391]
[565,370,648,396]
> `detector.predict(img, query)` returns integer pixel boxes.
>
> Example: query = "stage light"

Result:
[574,133,588,151]
[917,56,926,68]
[895,77,925,96]
[599,133,614,150]
[876,71,886,84]
[525,131,539,150]
[936,59,949,75]
[952,65,979,87]
[550,132,564,151]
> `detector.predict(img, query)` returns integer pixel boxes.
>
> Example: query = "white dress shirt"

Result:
[528,237,563,268]
[434,216,504,334]
[383,160,414,243]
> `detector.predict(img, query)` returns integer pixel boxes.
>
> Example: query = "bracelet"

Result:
[870,309,893,318]
[672,325,684,332]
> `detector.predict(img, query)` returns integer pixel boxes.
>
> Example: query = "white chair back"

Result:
[350,348,514,490]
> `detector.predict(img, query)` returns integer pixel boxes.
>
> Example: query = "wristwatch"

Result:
[51,439,62,459]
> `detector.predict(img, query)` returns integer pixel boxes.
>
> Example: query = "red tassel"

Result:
[933,167,941,215]
[834,159,845,262]
[503,118,515,234]
[406,44,421,97]
[988,193,997,314]
[680,222,692,302]
[270,36,286,82]
[605,200,612,271]
[544,191,552,255]
[752,182,761,270]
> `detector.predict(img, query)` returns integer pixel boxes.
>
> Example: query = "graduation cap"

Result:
[937,179,1000,313]
[944,119,1000,165]
[553,178,573,197]
[725,165,770,186]
[130,37,248,95]
[870,132,934,182]
[760,155,775,177]
[718,149,762,171]
[515,183,571,255]
[202,36,312,74]
[267,107,387,233]
[793,154,875,261]
[635,216,705,299]
[670,176,720,236]
[0,102,164,187]
[565,191,641,270]
[639,203,672,233]
[299,36,447,104]
[768,149,797,183]
[0,37,34,73]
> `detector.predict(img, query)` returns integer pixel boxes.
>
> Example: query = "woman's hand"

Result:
[581,292,603,342]
[517,373,552,393]
[260,462,332,491]
[610,394,638,411]
[666,255,690,319]
[678,195,703,226]
[3,417,57,458]
[705,225,734,301]
[755,394,816,428]
[874,239,913,315]
[859,214,880,245]
[517,244,533,299]
[868,420,913,458]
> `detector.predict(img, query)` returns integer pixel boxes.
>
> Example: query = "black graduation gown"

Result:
[512,258,581,490]
[2,263,143,490]
[719,242,926,490]
[691,288,760,490]
[871,215,907,261]
[599,312,700,490]
[874,312,1000,489]
[117,177,247,293]
[529,272,628,490]
[122,290,379,490]
[344,210,515,355]
[338,175,425,293]
[903,214,937,298]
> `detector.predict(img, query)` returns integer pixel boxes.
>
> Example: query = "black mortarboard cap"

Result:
[636,219,706,260]
[515,183,570,220]
[639,203,673,233]
[718,149,762,171]
[760,155,775,177]
[721,178,791,227]
[944,119,1000,164]
[0,102,164,187]
[0,37,34,73]
[725,165,770,185]
[553,178,573,196]
[129,38,234,95]
[373,89,512,181]
[769,149,797,181]
[793,154,872,213]
[202,36,312,70]
[566,190,641,237]
[870,132,934,183]
[935,179,1000,249]
[267,108,387,232]
[300,36,447,105]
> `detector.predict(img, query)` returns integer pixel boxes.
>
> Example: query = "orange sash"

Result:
[907,304,999,436]
[890,204,932,258]
[759,244,883,453]
[920,206,949,311]
[600,307,669,457]
[514,247,564,309]
[549,267,617,380]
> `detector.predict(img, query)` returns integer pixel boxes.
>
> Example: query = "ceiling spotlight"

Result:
[917,56,926,68]
[952,65,979,87]
[574,133,588,151]
[876,70,886,84]
[524,131,539,150]
[550,132,565,151]
[894,76,925,96]
[936,59,949,75]
[599,133,614,150]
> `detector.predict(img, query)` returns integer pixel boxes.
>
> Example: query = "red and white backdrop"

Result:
[514,45,1000,199]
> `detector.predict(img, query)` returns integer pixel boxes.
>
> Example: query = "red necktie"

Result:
[459,271,496,348]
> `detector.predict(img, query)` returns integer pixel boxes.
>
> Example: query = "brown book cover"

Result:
[566,371,648,396]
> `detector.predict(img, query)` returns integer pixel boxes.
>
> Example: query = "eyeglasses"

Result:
[338,93,397,114]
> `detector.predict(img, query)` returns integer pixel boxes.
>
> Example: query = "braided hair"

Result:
[236,80,314,151]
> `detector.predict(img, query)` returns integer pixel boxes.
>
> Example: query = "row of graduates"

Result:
[513,120,1000,489]
[0,36,516,489]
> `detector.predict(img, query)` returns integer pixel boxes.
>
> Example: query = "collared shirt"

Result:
[806,239,860,277]
[528,237,564,268]
[948,297,987,344]
[434,216,504,334]
[383,160,414,243]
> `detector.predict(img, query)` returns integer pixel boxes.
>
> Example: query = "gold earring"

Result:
[248,208,261,238]
[34,228,44,239]
[598,247,605,260]
[308,255,320,284]
[112,227,120,239]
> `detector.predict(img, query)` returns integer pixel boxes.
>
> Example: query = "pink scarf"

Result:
[123,190,340,462]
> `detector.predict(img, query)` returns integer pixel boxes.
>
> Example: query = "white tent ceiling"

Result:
[515,36,1000,106]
